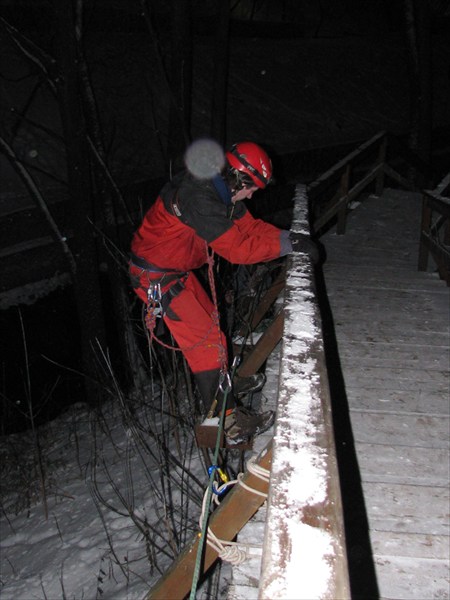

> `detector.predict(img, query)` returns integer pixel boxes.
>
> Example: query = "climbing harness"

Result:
[130,253,189,345]
[144,281,163,333]
[129,254,187,323]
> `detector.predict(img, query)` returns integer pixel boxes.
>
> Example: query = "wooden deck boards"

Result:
[322,188,450,600]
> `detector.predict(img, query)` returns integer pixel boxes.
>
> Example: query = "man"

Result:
[129,141,318,444]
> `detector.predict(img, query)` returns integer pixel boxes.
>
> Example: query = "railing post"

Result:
[418,193,431,271]
[336,164,350,235]
[375,134,387,195]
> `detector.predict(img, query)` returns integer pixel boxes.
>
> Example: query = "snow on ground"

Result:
[0,388,211,599]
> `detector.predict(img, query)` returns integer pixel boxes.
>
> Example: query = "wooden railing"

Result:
[309,131,417,235]
[259,185,350,599]
[418,172,450,286]
[145,185,351,599]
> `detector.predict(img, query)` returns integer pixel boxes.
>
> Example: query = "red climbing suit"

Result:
[130,171,286,375]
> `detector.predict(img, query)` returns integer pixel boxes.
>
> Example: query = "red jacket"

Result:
[131,172,286,271]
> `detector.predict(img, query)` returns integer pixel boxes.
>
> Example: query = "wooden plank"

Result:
[0,235,57,257]
[308,131,386,197]
[324,264,444,283]
[374,555,449,600]
[145,442,273,600]
[324,253,422,268]
[336,164,350,234]
[346,388,450,415]
[331,300,450,316]
[313,164,383,232]
[237,310,284,378]
[418,195,433,272]
[334,325,448,345]
[370,530,450,560]
[328,287,449,306]
[335,338,448,354]
[327,283,449,302]
[362,481,449,536]
[341,366,449,391]
[238,268,285,337]
[324,255,423,269]
[329,300,449,317]
[422,190,450,215]
[420,232,450,284]
[382,162,416,190]
[356,443,450,486]
[332,314,449,334]
[337,343,449,371]
[324,277,449,293]
[331,287,448,303]
[350,412,449,448]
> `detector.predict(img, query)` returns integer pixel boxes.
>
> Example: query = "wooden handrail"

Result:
[313,163,382,233]
[308,130,386,198]
[309,131,420,236]
[144,186,350,599]
[259,185,350,599]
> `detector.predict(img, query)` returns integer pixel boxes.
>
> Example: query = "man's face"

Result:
[232,185,259,203]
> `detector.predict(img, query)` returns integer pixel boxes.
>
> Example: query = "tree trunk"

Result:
[167,0,192,172]
[75,3,148,392]
[53,0,106,404]
[210,0,231,145]
[403,0,432,184]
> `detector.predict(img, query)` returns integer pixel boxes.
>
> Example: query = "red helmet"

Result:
[225,142,273,189]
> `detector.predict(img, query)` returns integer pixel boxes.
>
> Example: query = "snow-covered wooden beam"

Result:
[259,184,350,599]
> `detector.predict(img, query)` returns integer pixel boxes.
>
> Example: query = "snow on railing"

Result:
[259,184,350,599]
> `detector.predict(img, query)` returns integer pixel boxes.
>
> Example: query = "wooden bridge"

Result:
[146,133,449,599]
[319,186,449,600]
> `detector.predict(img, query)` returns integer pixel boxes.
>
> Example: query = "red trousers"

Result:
[131,266,227,374]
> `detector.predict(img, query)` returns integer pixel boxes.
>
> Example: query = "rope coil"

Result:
[197,456,270,567]
[237,456,270,497]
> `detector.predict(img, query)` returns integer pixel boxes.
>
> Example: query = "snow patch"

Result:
[264,522,333,600]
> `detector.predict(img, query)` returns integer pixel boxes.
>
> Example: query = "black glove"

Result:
[289,232,321,265]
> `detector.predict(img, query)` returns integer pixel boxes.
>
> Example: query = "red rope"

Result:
[205,245,228,373]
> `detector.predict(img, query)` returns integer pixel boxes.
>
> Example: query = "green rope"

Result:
[189,363,238,599]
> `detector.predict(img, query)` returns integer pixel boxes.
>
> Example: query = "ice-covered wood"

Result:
[258,185,350,600]
[230,186,448,600]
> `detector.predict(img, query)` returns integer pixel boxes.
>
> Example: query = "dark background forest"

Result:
[0,0,449,434]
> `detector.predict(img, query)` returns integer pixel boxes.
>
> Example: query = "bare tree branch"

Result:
[0,17,58,96]
[0,134,76,273]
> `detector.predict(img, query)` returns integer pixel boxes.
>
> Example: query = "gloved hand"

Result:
[289,232,321,265]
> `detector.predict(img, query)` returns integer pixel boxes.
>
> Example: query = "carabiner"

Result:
[219,371,232,393]
[208,465,229,484]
